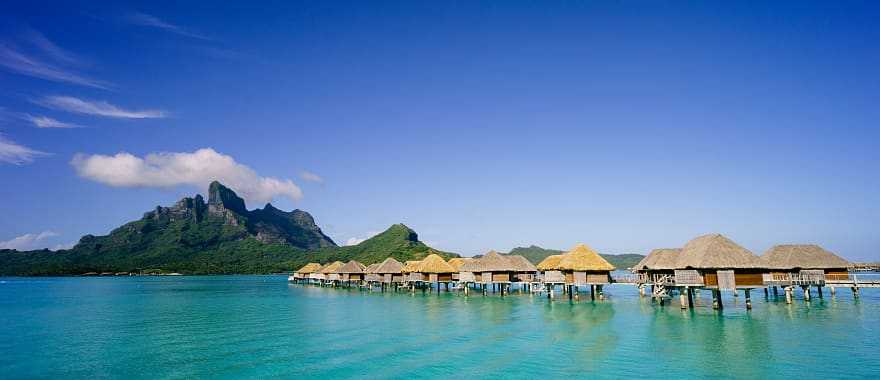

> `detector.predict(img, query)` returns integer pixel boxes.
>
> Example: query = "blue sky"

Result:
[1,1,878,260]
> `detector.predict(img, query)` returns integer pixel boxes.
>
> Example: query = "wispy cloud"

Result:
[22,28,84,66]
[71,148,304,205]
[0,231,58,250]
[38,96,167,119]
[0,133,48,165]
[126,12,211,40]
[300,171,324,183]
[0,44,109,89]
[26,114,84,129]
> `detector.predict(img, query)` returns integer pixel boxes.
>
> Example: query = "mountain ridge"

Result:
[0,182,455,275]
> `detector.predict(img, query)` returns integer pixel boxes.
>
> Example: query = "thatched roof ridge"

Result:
[319,261,344,274]
[295,263,322,274]
[674,234,760,269]
[447,257,473,271]
[632,249,681,271]
[416,254,455,273]
[506,255,538,272]
[364,263,381,274]
[536,255,564,271]
[557,244,616,271]
[402,260,422,273]
[337,260,366,274]
[374,257,405,274]
[759,244,850,270]
[459,250,517,272]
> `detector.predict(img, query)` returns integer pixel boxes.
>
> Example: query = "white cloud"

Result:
[0,231,58,250]
[38,96,167,119]
[127,12,211,40]
[0,44,108,89]
[51,241,76,251]
[27,115,83,129]
[300,171,324,183]
[71,148,303,205]
[0,133,48,165]
[344,231,381,246]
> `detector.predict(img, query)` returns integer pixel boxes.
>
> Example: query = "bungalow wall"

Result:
[427,273,452,282]
[702,270,764,287]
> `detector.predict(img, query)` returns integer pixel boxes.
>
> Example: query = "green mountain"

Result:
[0,182,454,275]
[505,245,644,269]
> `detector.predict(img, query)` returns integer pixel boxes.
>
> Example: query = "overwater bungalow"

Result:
[374,257,405,288]
[536,254,565,286]
[556,243,616,300]
[364,263,381,283]
[632,248,680,296]
[309,263,329,283]
[415,254,456,292]
[458,251,520,295]
[759,244,852,301]
[447,257,473,281]
[320,261,345,285]
[402,260,422,283]
[290,262,322,283]
[672,233,763,309]
[507,255,539,284]
[337,260,366,286]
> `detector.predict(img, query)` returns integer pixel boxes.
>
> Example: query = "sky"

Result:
[1,1,878,260]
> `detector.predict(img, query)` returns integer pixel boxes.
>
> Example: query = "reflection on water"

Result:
[1,276,879,379]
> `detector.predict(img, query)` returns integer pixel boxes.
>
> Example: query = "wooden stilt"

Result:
[817,286,823,298]
[680,287,687,309]
[639,284,646,297]
[763,288,769,297]
[830,286,835,296]
[784,286,792,303]
[598,285,605,300]
[803,286,811,301]
[687,287,694,308]
[852,287,860,298]
[745,289,752,310]
[773,286,778,297]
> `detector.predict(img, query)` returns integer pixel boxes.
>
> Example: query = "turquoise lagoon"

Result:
[1,275,878,379]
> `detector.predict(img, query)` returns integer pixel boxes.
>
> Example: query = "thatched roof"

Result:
[536,255,564,271]
[447,257,473,271]
[319,261,344,274]
[402,260,421,273]
[295,263,322,274]
[374,257,404,274]
[506,255,538,272]
[674,234,760,269]
[337,260,366,274]
[459,251,518,272]
[557,244,616,271]
[416,254,455,273]
[364,263,381,274]
[632,249,681,271]
[759,244,850,270]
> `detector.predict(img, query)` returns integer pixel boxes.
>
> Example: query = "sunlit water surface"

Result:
[1,275,878,379]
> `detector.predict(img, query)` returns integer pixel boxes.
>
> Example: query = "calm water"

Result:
[1,276,878,379]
